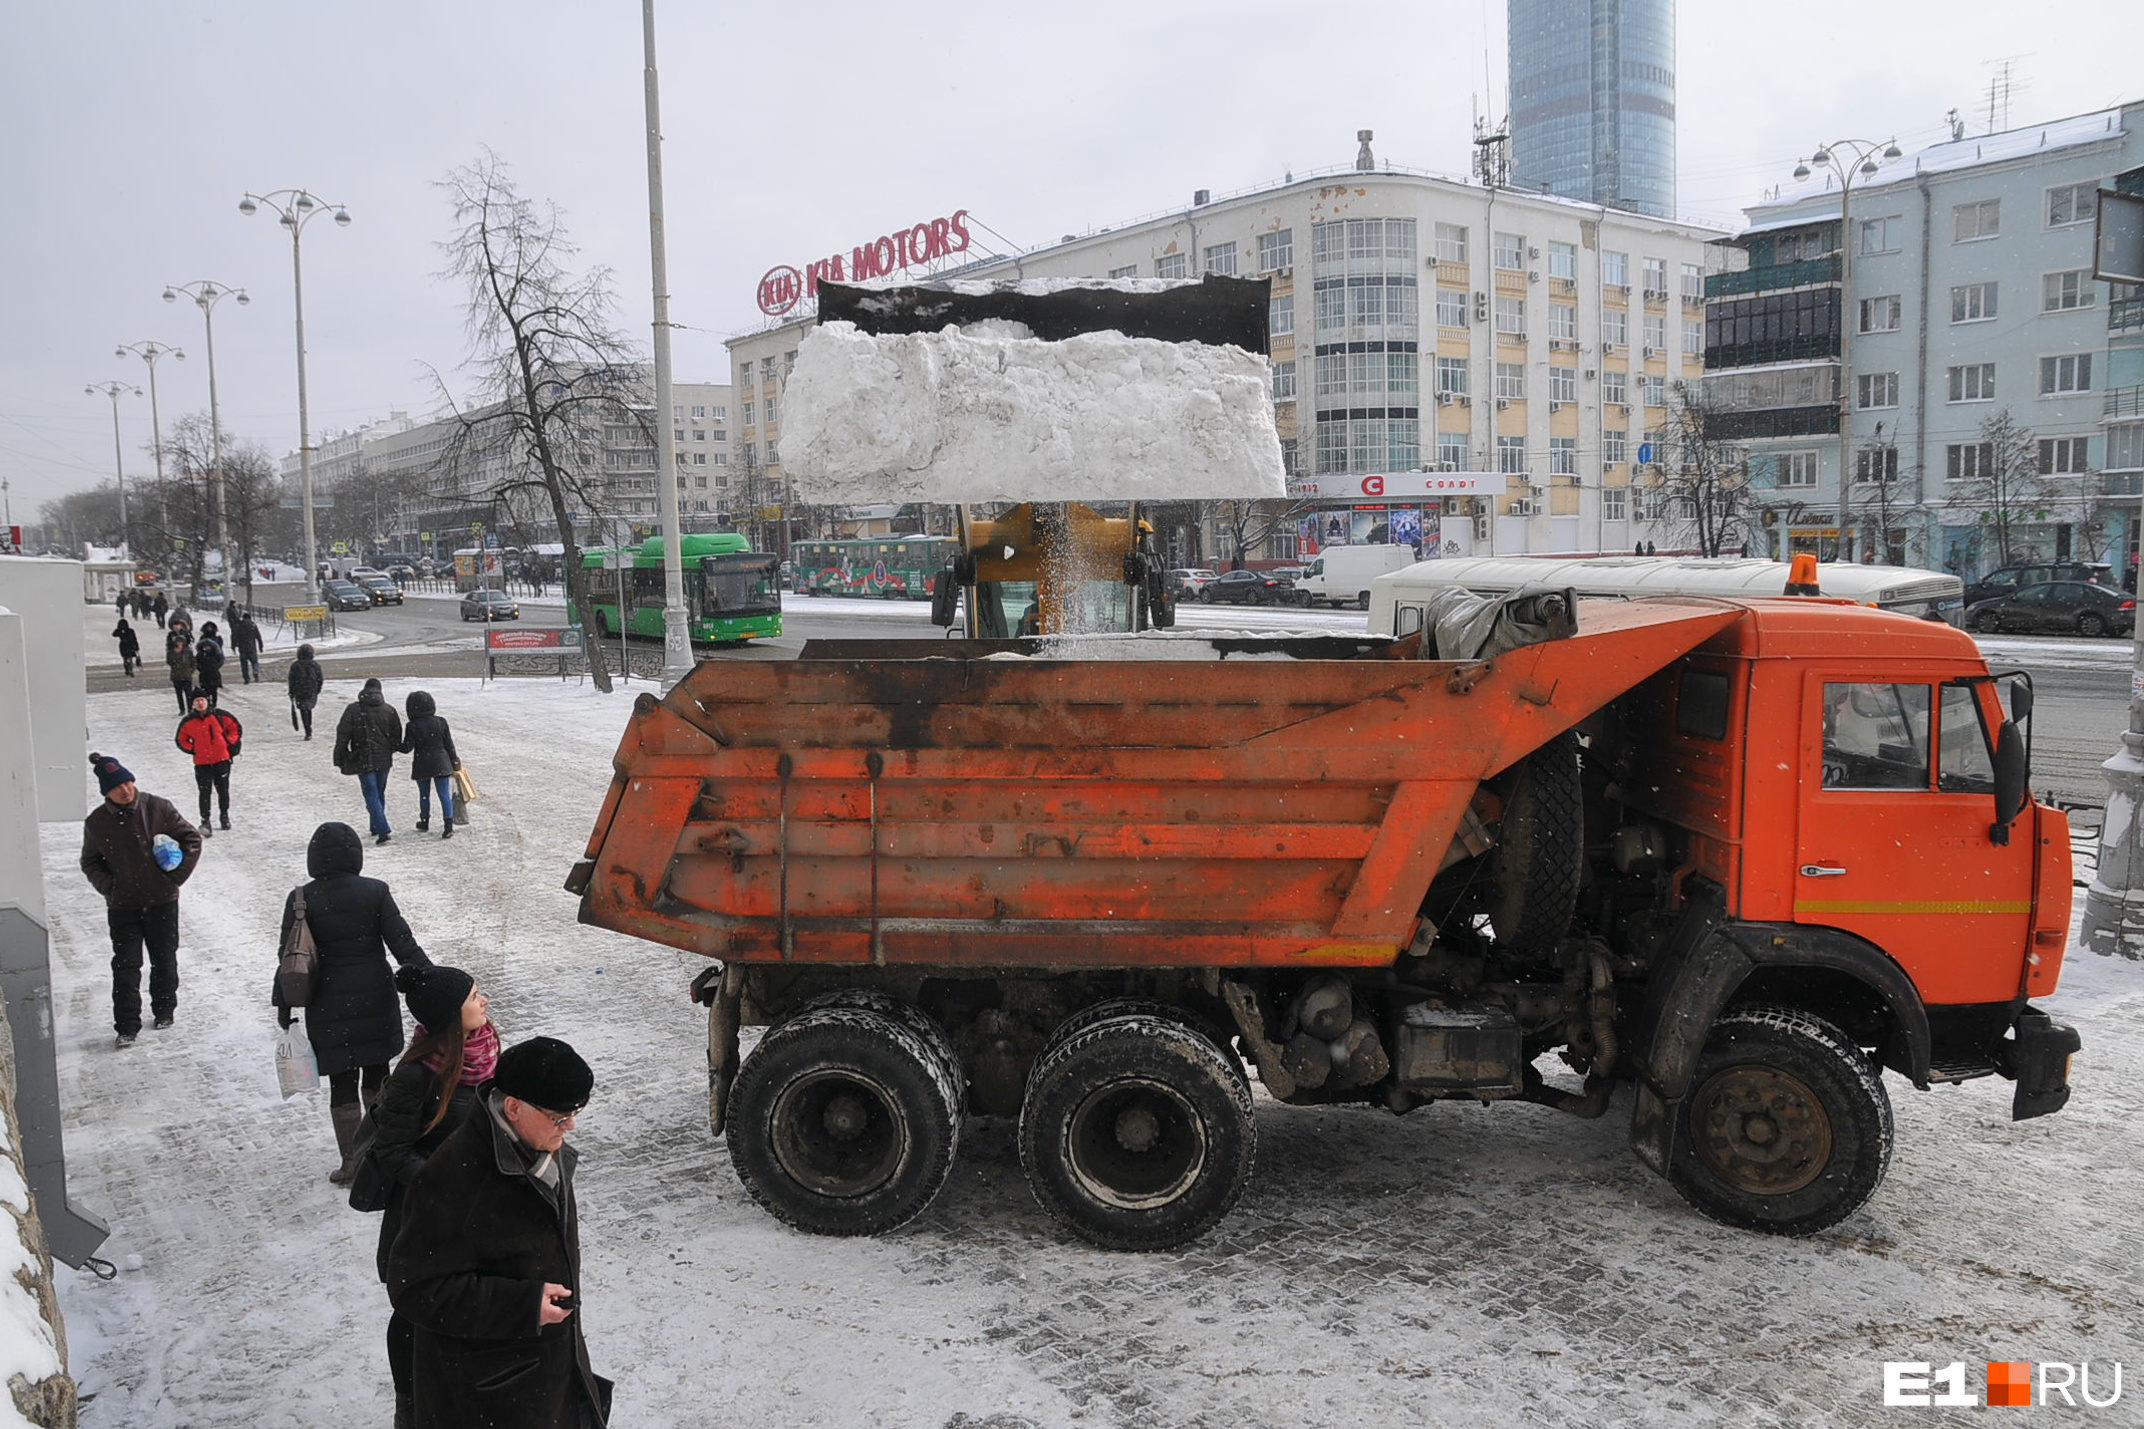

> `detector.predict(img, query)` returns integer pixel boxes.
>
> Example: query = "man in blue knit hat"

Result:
[78,752,202,1048]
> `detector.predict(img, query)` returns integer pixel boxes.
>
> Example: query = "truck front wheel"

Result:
[1669,1006,1893,1236]
[726,1005,962,1236]
[1019,1014,1255,1251]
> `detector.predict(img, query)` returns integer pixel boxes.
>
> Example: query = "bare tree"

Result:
[1210,497,1314,567]
[1950,408,2056,568]
[1848,423,1917,566]
[1653,383,1753,557]
[162,415,297,600]
[434,153,646,692]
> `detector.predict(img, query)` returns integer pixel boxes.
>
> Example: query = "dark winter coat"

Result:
[166,636,197,686]
[151,593,168,620]
[287,651,325,706]
[113,623,140,658]
[333,682,402,776]
[79,792,201,910]
[274,823,431,1075]
[371,1056,478,1283]
[232,616,265,657]
[175,709,242,766]
[399,693,460,781]
[194,636,224,692]
[388,1095,609,1429]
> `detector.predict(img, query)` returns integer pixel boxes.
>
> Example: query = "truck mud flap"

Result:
[1996,1006,2080,1120]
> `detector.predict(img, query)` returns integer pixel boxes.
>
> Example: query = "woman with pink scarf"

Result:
[369,964,497,1429]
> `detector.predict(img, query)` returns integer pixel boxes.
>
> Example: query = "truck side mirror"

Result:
[930,566,959,628]
[1991,720,2026,846]
[2009,682,2033,721]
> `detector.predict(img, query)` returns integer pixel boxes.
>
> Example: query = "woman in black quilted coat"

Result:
[398,691,461,839]
[274,821,432,1182]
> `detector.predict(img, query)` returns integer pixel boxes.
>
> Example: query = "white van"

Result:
[1367,555,1966,636]
[1295,545,1420,609]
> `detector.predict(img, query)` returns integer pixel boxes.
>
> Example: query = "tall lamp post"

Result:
[640,0,692,683]
[1792,137,1902,562]
[239,189,349,602]
[85,381,140,552]
[163,281,249,596]
[113,342,184,536]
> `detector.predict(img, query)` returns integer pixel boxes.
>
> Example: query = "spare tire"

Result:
[1482,731,1583,955]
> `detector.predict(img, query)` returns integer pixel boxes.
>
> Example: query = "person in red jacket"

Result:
[174,692,243,835]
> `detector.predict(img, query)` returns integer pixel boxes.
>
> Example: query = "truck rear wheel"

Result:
[1018,1014,1255,1251]
[803,989,964,1094]
[726,1005,962,1236]
[1040,998,1245,1088]
[1482,731,1583,954]
[1669,1006,1893,1236]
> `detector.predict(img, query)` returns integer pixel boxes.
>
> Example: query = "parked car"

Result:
[1965,580,2135,637]
[385,562,417,582]
[1961,561,2113,607]
[355,575,405,606]
[1166,568,1219,597]
[322,579,372,612]
[460,588,521,622]
[1200,569,1299,606]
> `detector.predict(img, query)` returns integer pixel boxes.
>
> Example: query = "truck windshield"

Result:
[1821,682,1930,790]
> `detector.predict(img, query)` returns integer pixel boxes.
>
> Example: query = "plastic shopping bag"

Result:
[275,1023,318,1101]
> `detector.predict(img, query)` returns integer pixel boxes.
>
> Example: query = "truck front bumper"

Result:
[1995,1006,2081,1121]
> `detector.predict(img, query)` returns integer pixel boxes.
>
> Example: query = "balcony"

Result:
[1704,256,1841,299]
[2104,472,2143,498]
[1703,406,1841,441]
[2106,386,2144,420]
[2112,297,2144,333]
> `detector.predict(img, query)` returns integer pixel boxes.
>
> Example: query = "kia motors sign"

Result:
[1289,471,1500,499]
[756,208,975,315]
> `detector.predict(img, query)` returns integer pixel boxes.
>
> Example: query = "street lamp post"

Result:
[239,190,349,602]
[113,342,184,537]
[163,281,249,597]
[640,0,693,684]
[84,381,140,552]
[1792,137,1902,563]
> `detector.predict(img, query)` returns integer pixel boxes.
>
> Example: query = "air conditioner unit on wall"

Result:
[1473,515,1492,541]
[1496,398,1511,409]
[1643,346,1660,358]
[1436,391,1454,405]
[1510,498,1541,517]
[1550,401,1566,411]
[1458,395,1471,406]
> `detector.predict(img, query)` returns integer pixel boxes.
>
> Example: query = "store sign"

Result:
[486,628,573,652]
[757,208,975,315]
[1290,471,1500,499]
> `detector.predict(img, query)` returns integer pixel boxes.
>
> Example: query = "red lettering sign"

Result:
[1360,475,1385,497]
[758,266,805,317]
[766,209,973,308]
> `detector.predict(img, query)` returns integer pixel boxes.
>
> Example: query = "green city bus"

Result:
[570,534,782,643]
[793,536,956,600]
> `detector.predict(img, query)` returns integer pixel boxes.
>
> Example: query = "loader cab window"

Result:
[1393,603,1425,639]
[1675,667,1731,740]
[1821,682,1930,790]
[1936,683,1997,793]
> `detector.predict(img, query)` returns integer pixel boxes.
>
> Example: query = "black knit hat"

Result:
[90,752,135,796]
[492,1036,593,1114]
[395,964,475,1034]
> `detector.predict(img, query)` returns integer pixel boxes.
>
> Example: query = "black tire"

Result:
[1295,590,1311,607]
[1018,1014,1255,1251]
[1669,1006,1893,1236]
[2077,611,2106,638]
[1199,589,1214,603]
[1482,731,1583,954]
[1039,998,1245,1088]
[802,989,963,1090]
[1969,608,2001,633]
[726,1006,962,1236]
[1354,591,1371,611]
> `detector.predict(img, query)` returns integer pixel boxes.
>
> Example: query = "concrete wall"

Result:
[0,560,89,823]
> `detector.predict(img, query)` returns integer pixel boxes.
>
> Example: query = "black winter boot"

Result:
[415,818,429,832]
[442,816,453,839]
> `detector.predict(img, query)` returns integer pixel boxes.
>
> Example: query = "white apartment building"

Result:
[728,152,1725,562]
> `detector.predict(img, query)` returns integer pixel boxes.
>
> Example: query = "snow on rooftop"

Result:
[1740,104,2132,232]
[782,320,1286,505]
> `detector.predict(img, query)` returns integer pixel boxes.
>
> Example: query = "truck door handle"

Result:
[1800,864,1848,877]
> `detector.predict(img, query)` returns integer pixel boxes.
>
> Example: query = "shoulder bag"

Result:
[277,885,321,1007]
[346,1105,391,1213]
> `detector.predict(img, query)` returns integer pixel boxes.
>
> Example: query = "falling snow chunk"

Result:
[783,320,1286,505]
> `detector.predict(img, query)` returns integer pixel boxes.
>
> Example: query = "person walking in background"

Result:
[232,611,265,684]
[388,1036,608,1429]
[150,591,168,628]
[78,753,202,1049]
[273,822,434,1184]
[194,624,226,711]
[115,589,129,617]
[287,643,325,740]
[112,616,140,677]
[371,964,493,1429]
[174,693,242,835]
[165,625,198,716]
[334,677,403,844]
[399,691,460,839]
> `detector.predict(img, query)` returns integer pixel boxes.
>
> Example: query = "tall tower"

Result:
[1508,0,1677,219]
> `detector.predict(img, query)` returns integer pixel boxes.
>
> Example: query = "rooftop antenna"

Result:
[1980,55,2031,133]
[1946,108,1965,142]
[1473,112,1511,189]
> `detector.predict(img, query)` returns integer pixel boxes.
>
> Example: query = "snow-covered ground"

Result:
[82,606,381,669]
[36,673,2144,1427]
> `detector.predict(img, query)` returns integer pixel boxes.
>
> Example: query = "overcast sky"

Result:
[5,0,2140,524]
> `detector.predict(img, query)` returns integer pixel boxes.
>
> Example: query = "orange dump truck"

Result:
[570,594,2080,1249]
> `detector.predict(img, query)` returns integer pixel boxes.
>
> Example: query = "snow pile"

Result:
[0,1024,67,1429]
[783,320,1286,505]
